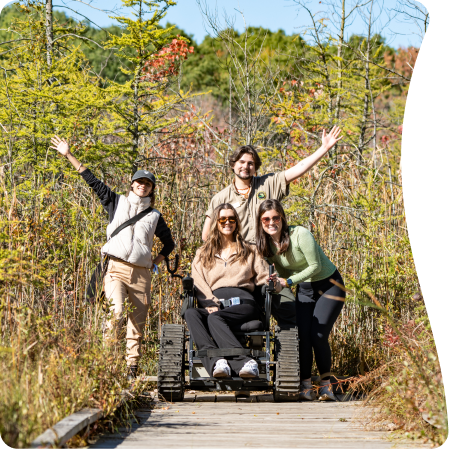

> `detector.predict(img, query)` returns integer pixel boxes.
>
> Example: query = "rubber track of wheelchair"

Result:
[274,327,301,401]
[157,324,185,402]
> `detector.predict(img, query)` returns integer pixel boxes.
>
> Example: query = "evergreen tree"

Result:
[102,0,195,173]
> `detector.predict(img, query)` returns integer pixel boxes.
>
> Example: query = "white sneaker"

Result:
[239,360,259,378]
[213,359,231,378]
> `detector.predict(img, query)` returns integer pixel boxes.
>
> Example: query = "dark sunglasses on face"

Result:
[218,217,237,225]
[261,215,281,225]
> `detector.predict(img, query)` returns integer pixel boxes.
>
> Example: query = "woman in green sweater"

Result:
[256,199,346,401]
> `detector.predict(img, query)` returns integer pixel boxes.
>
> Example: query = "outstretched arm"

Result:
[51,135,118,215]
[202,216,212,241]
[284,126,343,184]
[50,136,86,173]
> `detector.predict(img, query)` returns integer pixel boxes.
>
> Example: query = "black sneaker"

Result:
[318,384,337,401]
[299,384,317,401]
[127,365,138,382]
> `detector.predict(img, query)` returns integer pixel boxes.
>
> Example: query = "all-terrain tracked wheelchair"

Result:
[157,258,301,402]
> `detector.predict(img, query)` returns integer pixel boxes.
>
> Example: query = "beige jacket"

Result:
[191,247,269,308]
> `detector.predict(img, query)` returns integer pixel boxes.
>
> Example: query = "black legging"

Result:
[184,287,258,376]
[296,270,345,380]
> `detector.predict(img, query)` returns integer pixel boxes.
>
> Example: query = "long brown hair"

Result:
[256,199,290,257]
[198,203,251,269]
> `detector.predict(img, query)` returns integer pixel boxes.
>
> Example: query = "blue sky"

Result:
[4,0,426,48]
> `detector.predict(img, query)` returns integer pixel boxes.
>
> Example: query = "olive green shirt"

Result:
[268,226,337,286]
[205,171,289,243]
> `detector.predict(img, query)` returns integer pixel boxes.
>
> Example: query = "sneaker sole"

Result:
[299,394,316,401]
[213,371,231,378]
[239,372,259,378]
[318,394,337,401]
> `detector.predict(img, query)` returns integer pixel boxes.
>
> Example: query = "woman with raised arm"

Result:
[50,136,175,380]
[256,199,346,401]
[185,203,281,379]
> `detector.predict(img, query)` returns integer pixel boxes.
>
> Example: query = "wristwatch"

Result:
[286,278,293,287]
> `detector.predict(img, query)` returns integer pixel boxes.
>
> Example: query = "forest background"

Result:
[0,0,446,447]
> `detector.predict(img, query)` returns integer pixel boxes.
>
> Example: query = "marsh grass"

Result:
[347,300,447,446]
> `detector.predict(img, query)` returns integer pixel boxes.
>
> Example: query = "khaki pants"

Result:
[103,257,151,366]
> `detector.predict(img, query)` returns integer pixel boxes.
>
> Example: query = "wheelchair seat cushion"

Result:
[231,320,264,332]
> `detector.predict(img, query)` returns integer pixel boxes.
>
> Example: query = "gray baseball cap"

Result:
[131,170,156,186]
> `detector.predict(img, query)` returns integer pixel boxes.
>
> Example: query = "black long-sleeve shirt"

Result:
[80,168,175,259]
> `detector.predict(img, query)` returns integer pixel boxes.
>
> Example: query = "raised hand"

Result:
[50,136,70,157]
[321,126,343,151]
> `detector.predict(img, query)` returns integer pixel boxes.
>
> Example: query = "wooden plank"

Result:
[256,393,274,402]
[91,439,429,449]
[91,400,432,449]
[92,433,426,445]
[140,375,191,382]
[194,394,216,402]
[236,395,258,403]
[216,394,236,402]
[31,408,102,448]
[182,394,196,402]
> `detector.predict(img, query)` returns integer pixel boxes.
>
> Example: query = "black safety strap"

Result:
[196,349,266,358]
[109,205,154,240]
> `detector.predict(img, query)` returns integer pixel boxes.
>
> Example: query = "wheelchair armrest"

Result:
[180,286,198,318]
[181,286,198,314]
[186,292,197,309]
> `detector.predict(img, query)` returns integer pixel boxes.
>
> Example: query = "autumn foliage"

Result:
[142,36,194,82]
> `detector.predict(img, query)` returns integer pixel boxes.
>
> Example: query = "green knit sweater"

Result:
[268,226,337,286]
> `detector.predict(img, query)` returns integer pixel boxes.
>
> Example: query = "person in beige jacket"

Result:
[185,203,281,379]
[51,136,175,381]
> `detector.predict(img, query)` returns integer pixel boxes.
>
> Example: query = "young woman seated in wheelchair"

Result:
[185,203,281,379]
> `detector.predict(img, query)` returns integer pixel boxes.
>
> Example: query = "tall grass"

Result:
[0,178,146,447]
[349,302,447,446]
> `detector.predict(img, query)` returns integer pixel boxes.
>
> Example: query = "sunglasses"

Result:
[218,217,237,225]
[261,215,281,225]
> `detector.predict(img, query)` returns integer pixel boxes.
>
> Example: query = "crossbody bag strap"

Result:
[109,205,155,240]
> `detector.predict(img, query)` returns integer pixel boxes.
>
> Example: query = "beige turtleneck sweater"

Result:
[191,247,269,308]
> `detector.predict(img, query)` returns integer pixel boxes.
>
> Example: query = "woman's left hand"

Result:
[277,277,289,288]
[266,274,283,293]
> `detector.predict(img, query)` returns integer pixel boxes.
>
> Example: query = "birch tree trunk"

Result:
[45,0,53,68]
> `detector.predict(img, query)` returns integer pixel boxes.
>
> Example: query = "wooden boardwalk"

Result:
[91,394,431,449]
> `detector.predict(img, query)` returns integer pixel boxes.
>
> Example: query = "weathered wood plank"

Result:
[90,401,431,449]
[90,438,424,449]
[31,408,102,448]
